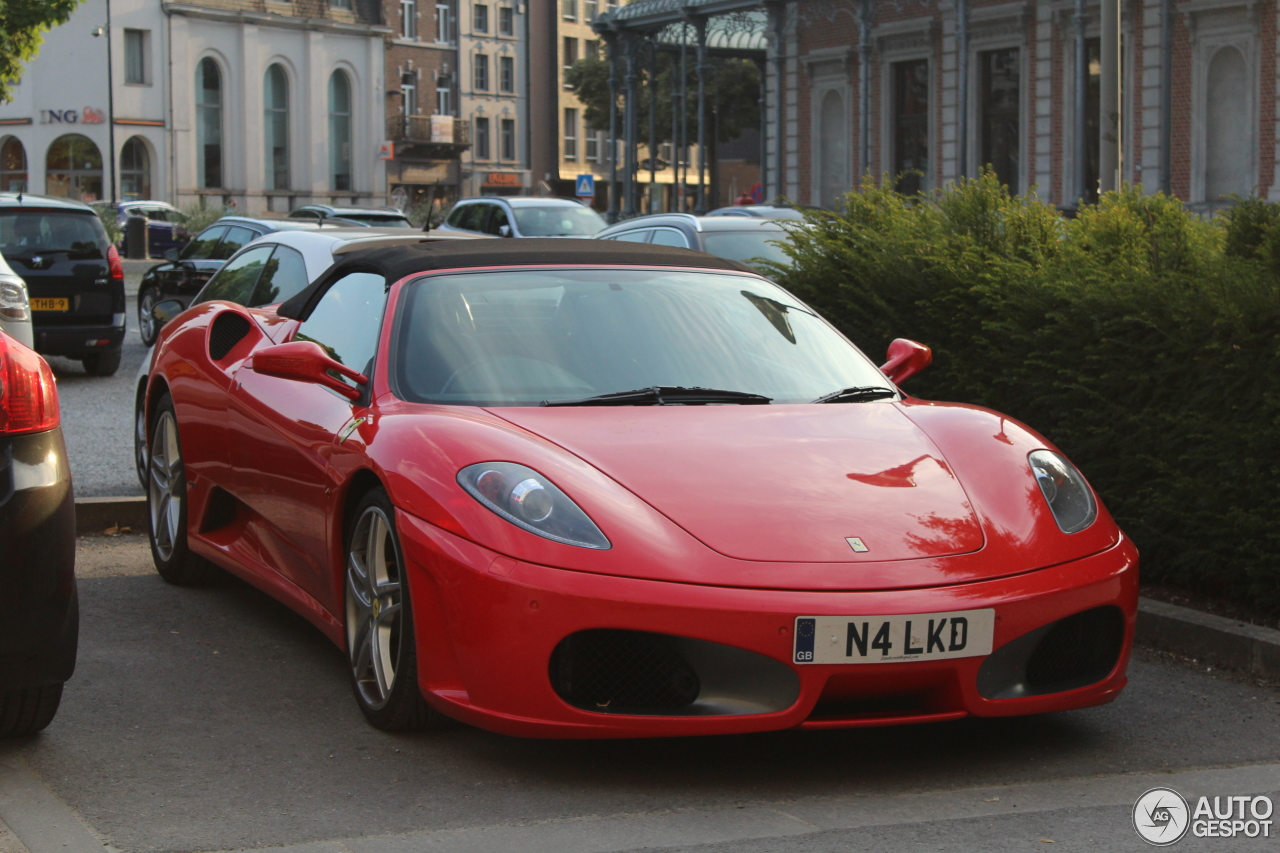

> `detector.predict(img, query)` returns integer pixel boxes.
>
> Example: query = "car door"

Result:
[229,270,388,607]
[611,228,652,243]
[157,224,225,302]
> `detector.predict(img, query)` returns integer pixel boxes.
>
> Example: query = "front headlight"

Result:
[458,461,611,550]
[0,276,30,322]
[1028,450,1097,534]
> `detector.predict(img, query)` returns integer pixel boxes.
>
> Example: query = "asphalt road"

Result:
[44,259,153,499]
[0,536,1276,853]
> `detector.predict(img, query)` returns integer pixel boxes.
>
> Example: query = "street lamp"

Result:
[91,0,118,204]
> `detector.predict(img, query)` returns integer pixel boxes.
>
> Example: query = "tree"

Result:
[565,50,760,149]
[0,0,83,103]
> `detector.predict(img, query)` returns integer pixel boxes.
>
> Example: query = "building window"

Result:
[330,70,353,191]
[474,3,488,32]
[401,0,417,39]
[501,118,515,160]
[196,57,223,189]
[584,0,597,18]
[499,6,513,35]
[120,136,150,200]
[585,39,598,59]
[563,107,578,159]
[563,37,578,74]
[474,116,490,159]
[124,29,149,85]
[264,64,289,191]
[562,0,576,20]
[1205,45,1252,202]
[436,3,452,43]
[500,55,514,92]
[979,47,1020,192]
[474,53,489,90]
[437,80,453,115]
[891,59,928,195]
[401,71,418,118]
[584,124,599,161]
[331,0,353,9]
[45,134,103,201]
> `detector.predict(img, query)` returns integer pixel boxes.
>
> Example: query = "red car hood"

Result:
[489,404,985,563]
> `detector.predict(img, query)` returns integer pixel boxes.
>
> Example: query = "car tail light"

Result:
[0,332,60,435]
[107,244,124,282]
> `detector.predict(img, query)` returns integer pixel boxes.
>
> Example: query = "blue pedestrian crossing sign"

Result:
[575,174,595,198]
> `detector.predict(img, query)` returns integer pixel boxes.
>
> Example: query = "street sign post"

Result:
[575,174,595,202]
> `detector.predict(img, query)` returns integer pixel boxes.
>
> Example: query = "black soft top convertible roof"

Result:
[277,237,758,319]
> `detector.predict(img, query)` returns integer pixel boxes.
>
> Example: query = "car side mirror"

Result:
[497,224,512,238]
[879,338,932,385]
[247,340,368,400]
[152,299,185,325]
[163,248,180,262]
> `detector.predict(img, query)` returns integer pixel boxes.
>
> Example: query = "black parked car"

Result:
[0,193,126,376]
[136,217,320,346]
[0,331,77,736]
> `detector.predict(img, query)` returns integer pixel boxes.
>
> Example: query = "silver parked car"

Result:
[435,196,606,238]
[0,253,32,349]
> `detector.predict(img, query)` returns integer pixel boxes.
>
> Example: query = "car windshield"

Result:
[0,210,107,259]
[393,268,887,406]
[700,230,792,268]
[512,206,606,237]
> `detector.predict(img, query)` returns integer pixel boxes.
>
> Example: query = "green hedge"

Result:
[769,174,1280,612]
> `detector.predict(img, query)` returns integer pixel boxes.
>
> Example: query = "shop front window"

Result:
[46,134,103,201]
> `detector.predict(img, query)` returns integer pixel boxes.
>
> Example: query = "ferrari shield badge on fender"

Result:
[846,537,869,552]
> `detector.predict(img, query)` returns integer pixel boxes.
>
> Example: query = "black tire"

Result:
[345,488,451,731]
[138,285,160,347]
[82,349,122,377]
[0,684,63,737]
[147,394,215,585]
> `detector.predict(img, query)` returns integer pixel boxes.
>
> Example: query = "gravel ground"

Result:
[44,259,152,498]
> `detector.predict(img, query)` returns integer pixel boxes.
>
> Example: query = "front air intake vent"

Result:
[208,312,251,361]
[551,629,701,713]
[1025,606,1125,690]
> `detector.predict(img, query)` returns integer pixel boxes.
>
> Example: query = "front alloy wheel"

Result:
[146,395,213,585]
[343,489,448,731]
[138,286,159,346]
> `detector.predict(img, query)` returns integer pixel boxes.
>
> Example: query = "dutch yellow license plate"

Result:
[30,298,69,311]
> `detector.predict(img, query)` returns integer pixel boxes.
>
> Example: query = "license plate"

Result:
[793,609,995,664]
[30,298,69,311]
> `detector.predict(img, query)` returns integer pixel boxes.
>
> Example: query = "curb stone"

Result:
[74,496,146,536]
[69,497,1280,682]
[1137,596,1280,681]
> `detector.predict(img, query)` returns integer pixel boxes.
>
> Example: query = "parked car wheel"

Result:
[0,684,64,738]
[147,395,215,585]
[345,488,449,732]
[138,286,160,346]
[82,350,122,377]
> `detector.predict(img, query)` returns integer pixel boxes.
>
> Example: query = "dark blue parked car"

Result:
[91,201,184,259]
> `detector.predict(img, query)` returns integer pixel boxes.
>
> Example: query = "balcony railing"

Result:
[167,0,383,26]
[386,114,471,147]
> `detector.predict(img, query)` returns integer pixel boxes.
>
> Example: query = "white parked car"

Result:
[0,254,33,349]
[133,227,488,487]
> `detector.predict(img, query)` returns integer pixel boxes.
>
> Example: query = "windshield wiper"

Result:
[811,385,897,404]
[542,386,773,407]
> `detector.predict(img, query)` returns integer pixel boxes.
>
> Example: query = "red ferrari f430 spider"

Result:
[141,239,1138,737]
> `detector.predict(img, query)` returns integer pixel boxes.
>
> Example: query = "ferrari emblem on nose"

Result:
[846,537,869,553]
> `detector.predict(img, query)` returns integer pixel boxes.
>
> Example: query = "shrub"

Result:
[173,201,225,244]
[771,174,1280,613]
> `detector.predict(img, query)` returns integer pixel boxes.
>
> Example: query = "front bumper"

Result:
[0,429,78,690]
[397,512,1139,739]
